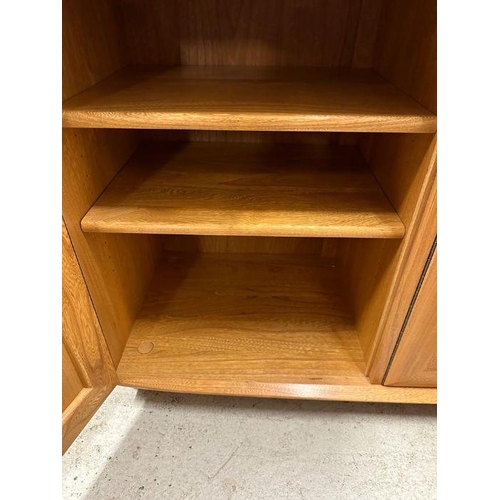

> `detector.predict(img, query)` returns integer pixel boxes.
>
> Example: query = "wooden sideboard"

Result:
[62,0,437,452]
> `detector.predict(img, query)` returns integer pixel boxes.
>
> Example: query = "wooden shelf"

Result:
[81,142,405,239]
[62,66,436,133]
[117,252,436,404]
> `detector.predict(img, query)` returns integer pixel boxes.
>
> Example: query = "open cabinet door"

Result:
[62,220,117,453]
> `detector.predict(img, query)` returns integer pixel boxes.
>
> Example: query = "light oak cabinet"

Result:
[62,0,437,452]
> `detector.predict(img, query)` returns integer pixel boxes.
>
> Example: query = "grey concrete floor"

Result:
[63,386,436,500]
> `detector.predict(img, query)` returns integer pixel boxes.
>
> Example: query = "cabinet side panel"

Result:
[368,172,437,381]
[63,0,162,364]
[63,0,128,100]
[336,0,437,381]
[63,130,162,364]
[336,136,436,381]
[374,0,436,112]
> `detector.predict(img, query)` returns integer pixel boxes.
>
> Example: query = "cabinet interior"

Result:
[62,0,436,400]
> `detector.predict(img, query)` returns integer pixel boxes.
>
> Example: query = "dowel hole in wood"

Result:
[138,340,154,354]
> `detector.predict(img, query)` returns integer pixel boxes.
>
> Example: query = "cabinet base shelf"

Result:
[116,379,436,404]
[116,252,436,404]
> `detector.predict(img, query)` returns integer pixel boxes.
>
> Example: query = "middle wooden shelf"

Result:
[81,141,405,239]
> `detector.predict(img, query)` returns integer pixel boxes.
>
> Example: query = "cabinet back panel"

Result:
[162,235,329,256]
[139,130,350,145]
[121,0,381,68]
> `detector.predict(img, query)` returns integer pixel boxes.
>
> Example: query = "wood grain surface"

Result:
[121,0,379,68]
[375,0,437,113]
[117,252,435,403]
[62,0,127,101]
[62,342,84,412]
[162,235,327,256]
[63,129,162,365]
[62,220,117,387]
[356,0,437,379]
[62,220,117,453]
[62,386,114,454]
[335,134,437,382]
[62,0,438,406]
[118,377,436,404]
[384,247,437,387]
[365,142,437,382]
[82,142,405,238]
[63,0,163,366]
[62,66,436,132]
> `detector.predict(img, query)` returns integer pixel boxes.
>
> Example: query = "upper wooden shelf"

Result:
[62,66,437,133]
[81,142,405,239]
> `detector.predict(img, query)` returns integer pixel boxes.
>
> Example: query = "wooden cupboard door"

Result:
[62,220,117,453]
[384,247,437,388]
